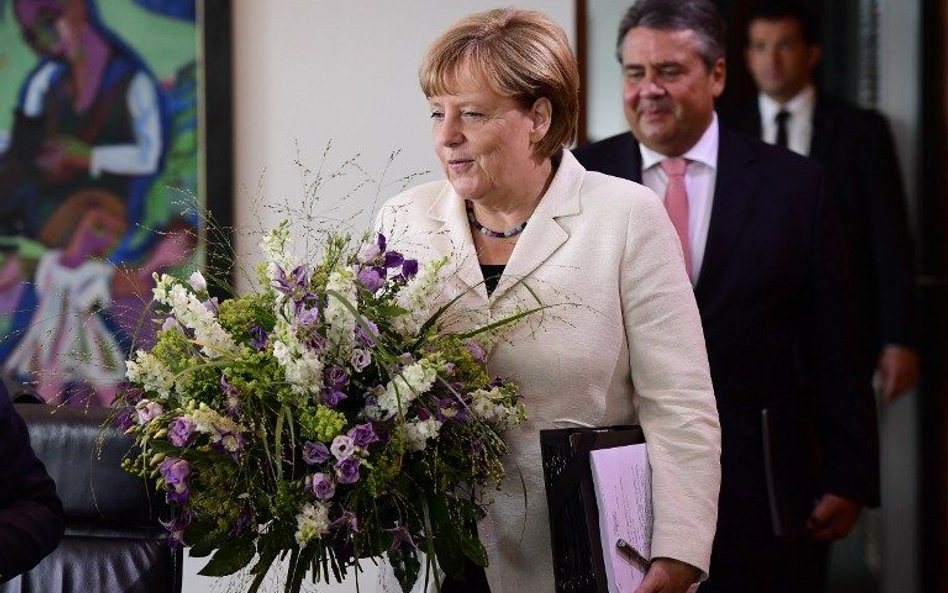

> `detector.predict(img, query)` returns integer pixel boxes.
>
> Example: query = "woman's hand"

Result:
[633,557,701,593]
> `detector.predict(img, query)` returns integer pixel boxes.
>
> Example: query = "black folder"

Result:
[540,425,646,593]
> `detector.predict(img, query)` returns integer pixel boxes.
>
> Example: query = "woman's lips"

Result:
[448,158,474,172]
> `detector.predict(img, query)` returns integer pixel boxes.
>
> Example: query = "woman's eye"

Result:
[430,111,444,121]
[462,111,484,119]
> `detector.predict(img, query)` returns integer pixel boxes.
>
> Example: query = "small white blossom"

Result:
[261,220,294,276]
[469,387,526,429]
[392,256,448,336]
[294,502,331,546]
[187,270,207,292]
[125,350,175,398]
[151,274,237,358]
[403,418,443,451]
[187,403,244,436]
[325,268,357,354]
[377,359,440,418]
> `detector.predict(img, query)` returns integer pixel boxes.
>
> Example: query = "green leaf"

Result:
[388,547,421,593]
[197,536,256,576]
[185,521,223,558]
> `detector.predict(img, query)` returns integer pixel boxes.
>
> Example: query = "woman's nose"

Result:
[435,116,463,147]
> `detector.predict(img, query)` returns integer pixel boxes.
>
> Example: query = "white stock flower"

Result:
[377,359,440,418]
[325,268,357,354]
[403,418,443,451]
[392,256,448,336]
[151,275,237,358]
[469,388,525,429]
[272,336,324,395]
[261,220,294,275]
[126,350,175,398]
[188,403,244,436]
[294,502,331,546]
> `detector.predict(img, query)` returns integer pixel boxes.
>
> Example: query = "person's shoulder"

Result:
[722,125,821,171]
[816,94,891,132]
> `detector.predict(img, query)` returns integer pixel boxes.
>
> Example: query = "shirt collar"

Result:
[758,84,816,122]
[640,112,719,171]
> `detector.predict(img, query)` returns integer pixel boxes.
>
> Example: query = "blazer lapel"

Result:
[425,185,487,298]
[490,152,584,303]
[694,128,758,300]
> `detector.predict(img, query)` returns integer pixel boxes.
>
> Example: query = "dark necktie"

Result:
[775,110,791,148]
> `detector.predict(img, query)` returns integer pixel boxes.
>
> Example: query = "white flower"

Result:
[469,387,526,429]
[135,400,164,425]
[261,220,294,275]
[187,270,207,292]
[294,502,331,546]
[392,256,449,336]
[377,359,440,418]
[356,241,382,264]
[187,403,244,436]
[325,268,357,354]
[403,418,443,451]
[350,348,371,372]
[330,435,356,460]
[151,274,237,358]
[272,334,324,396]
[126,350,175,398]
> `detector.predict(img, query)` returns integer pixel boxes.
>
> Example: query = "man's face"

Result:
[745,18,820,103]
[621,27,725,156]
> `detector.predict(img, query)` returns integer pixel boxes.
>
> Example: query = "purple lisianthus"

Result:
[114,408,135,432]
[335,457,361,484]
[212,431,246,457]
[160,457,190,493]
[135,400,163,425]
[415,407,432,421]
[303,440,331,465]
[463,341,487,362]
[168,417,196,447]
[350,348,371,372]
[436,397,469,422]
[383,250,404,269]
[249,325,268,351]
[324,365,349,389]
[399,259,419,281]
[330,435,357,460]
[272,265,315,308]
[387,524,415,552]
[160,509,194,549]
[166,489,191,505]
[161,317,181,332]
[321,388,347,407]
[297,305,320,327]
[357,238,383,264]
[310,472,336,499]
[354,320,378,348]
[357,267,384,293]
[202,297,220,315]
[347,422,379,448]
[331,508,359,534]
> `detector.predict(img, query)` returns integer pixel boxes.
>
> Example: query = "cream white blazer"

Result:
[376,151,721,593]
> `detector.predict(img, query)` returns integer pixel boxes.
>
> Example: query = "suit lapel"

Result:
[694,128,758,300]
[490,152,584,303]
[425,185,487,298]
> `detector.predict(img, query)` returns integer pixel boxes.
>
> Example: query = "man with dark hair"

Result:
[0,382,64,582]
[728,0,918,404]
[573,0,880,591]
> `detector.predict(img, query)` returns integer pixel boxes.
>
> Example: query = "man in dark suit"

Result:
[726,0,918,403]
[0,382,64,582]
[572,1,879,591]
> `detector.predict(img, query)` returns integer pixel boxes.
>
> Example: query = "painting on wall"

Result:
[0,0,232,406]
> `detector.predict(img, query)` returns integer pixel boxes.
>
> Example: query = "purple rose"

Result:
[135,400,163,425]
[354,320,378,347]
[350,348,371,372]
[335,457,361,484]
[166,489,191,505]
[357,267,384,293]
[310,472,336,499]
[168,417,196,447]
[330,435,357,460]
[399,259,419,280]
[324,365,349,389]
[160,457,190,492]
[322,388,347,407]
[331,508,359,533]
[303,440,331,465]
[347,422,379,448]
[383,251,404,268]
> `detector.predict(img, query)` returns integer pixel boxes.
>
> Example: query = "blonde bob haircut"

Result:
[420,8,580,162]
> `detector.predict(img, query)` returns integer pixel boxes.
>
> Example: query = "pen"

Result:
[616,538,651,571]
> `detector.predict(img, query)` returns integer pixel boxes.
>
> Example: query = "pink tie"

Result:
[661,157,692,277]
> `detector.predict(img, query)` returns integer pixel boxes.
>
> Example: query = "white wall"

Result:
[185,2,574,591]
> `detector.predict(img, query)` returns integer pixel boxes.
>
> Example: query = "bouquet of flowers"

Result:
[114,221,529,593]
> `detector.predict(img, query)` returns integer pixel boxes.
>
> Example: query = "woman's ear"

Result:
[529,97,552,143]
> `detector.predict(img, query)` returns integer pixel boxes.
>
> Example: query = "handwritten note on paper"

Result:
[590,443,653,593]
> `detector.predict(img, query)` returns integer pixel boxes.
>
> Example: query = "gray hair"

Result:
[616,0,726,70]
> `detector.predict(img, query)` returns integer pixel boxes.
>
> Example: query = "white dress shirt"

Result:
[758,85,816,156]
[640,113,719,285]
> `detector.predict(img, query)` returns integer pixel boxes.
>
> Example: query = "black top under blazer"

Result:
[573,127,880,560]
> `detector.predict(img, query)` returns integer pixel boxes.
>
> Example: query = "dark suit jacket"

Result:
[573,128,880,559]
[725,96,917,359]
[0,384,63,582]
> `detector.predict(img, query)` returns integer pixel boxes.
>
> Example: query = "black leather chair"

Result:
[1,403,182,593]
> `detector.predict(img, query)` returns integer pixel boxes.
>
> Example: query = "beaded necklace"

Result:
[466,201,528,238]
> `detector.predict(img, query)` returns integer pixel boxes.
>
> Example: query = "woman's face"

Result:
[428,73,542,205]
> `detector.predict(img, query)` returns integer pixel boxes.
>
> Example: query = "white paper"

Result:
[590,443,653,593]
